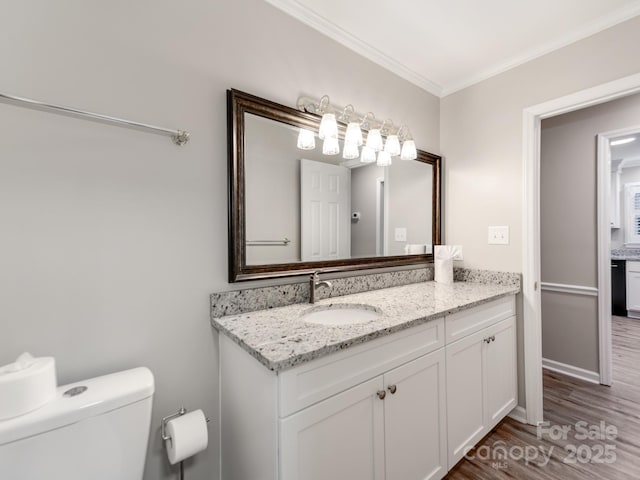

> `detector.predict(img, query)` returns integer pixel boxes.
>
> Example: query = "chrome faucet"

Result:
[309,271,332,304]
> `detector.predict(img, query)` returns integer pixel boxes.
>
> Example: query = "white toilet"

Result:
[0,367,154,480]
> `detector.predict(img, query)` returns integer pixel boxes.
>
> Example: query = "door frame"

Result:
[523,72,640,425]
[597,125,640,386]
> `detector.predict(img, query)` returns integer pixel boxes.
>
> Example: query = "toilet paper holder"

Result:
[161,407,210,441]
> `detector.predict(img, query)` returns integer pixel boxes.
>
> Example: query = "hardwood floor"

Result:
[445,315,640,479]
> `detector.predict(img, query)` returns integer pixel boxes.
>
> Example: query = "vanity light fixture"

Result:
[297,128,316,150]
[360,145,376,163]
[345,121,363,146]
[377,150,392,167]
[342,141,360,160]
[398,125,417,160]
[296,95,416,162]
[322,136,340,156]
[384,134,401,156]
[611,136,636,146]
[366,128,384,152]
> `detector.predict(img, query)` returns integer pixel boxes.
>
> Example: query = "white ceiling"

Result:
[266,0,640,97]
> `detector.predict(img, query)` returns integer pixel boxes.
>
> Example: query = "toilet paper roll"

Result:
[165,409,208,465]
[0,354,57,420]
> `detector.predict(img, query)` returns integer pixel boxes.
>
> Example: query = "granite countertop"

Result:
[211,281,519,372]
[611,248,640,261]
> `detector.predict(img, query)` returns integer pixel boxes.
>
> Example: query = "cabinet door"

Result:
[627,270,640,312]
[446,329,486,469]
[384,349,447,480]
[279,376,385,480]
[484,316,517,429]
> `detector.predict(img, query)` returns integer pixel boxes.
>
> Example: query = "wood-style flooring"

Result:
[445,315,640,479]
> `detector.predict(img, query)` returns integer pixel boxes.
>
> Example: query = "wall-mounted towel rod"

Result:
[0,92,190,146]
[246,238,291,246]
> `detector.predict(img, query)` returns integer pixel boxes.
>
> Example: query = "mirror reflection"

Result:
[244,114,433,265]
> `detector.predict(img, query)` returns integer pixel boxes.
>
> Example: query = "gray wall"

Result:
[245,115,301,265]
[0,1,439,480]
[387,161,433,256]
[441,16,640,406]
[351,164,384,257]
[540,92,640,372]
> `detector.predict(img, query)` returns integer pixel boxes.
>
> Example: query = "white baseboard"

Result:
[508,405,527,424]
[542,358,600,384]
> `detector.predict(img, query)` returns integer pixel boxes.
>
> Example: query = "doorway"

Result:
[522,72,640,425]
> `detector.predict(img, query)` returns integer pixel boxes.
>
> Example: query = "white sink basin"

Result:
[302,303,381,326]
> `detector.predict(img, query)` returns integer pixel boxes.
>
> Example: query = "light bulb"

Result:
[323,136,340,155]
[377,150,392,166]
[342,142,360,160]
[384,134,401,156]
[297,128,316,150]
[366,128,383,152]
[360,145,376,163]
[345,122,363,146]
[400,139,417,160]
[319,113,338,140]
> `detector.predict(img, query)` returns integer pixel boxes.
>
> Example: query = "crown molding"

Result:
[264,0,443,97]
[266,0,640,99]
[441,1,640,97]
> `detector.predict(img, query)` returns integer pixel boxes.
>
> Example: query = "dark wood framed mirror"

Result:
[227,89,441,282]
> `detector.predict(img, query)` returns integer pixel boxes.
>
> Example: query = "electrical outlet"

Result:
[394,227,407,242]
[452,245,463,260]
[488,226,509,245]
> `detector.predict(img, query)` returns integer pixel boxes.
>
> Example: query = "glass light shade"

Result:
[319,113,338,140]
[366,128,383,152]
[342,142,360,160]
[322,136,340,156]
[400,139,417,160]
[377,150,392,166]
[360,145,376,163]
[297,128,316,150]
[345,122,363,146]
[384,134,401,156]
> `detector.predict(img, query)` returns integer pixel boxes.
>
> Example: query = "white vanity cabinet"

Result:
[219,294,517,480]
[445,297,517,468]
[626,261,640,318]
[280,349,447,480]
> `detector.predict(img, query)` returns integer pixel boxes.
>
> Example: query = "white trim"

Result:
[540,282,598,296]
[508,406,528,425]
[542,358,600,385]
[263,0,442,97]
[523,72,640,426]
[265,0,640,98]
[441,3,640,97]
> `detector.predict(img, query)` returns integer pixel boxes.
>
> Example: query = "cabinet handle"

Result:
[491,335,496,342]
[484,337,491,344]
[377,390,386,400]
[387,385,397,394]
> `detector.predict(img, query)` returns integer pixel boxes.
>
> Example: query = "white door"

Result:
[446,329,486,469]
[484,317,517,429]
[384,349,447,480]
[279,376,385,480]
[300,159,351,261]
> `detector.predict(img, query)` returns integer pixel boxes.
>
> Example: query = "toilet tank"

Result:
[0,367,154,480]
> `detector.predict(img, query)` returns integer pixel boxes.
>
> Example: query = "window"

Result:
[624,183,640,246]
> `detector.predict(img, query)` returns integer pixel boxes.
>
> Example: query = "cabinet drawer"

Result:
[278,318,444,417]
[445,296,515,344]
[628,261,640,273]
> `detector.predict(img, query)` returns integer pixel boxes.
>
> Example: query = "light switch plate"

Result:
[488,226,509,245]
[394,227,407,242]
[451,245,463,260]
